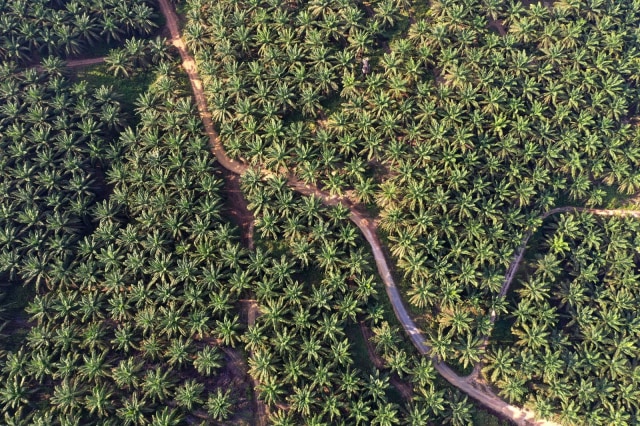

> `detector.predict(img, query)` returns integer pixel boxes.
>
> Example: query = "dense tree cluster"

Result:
[189,0,403,191]
[0,0,158,63]
[5,0,640,423]
[486,212,640,425]
[190,0,640,369]
[104,36,172,78]
[0,63,257,424]
[0,62,123,291]
[0,47,486,426]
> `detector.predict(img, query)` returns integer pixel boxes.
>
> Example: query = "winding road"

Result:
[155,0,567,424]
[52,5,639,424]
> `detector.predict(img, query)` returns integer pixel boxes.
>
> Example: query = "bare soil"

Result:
[486,17,507,36]
[218,168,255,250]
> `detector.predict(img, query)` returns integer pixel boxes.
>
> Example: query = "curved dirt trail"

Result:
[156,0,560,424]
[28,56,104,74]
[498,206,640,300]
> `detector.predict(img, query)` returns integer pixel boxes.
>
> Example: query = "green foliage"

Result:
[487,212,640,424]
[0,63,251,424]
[5,0,640,422]
[103,36,173,78]
[75,64,155,117]
[0,0,159,63]
[0,64,124,291]
[471,409,511,426]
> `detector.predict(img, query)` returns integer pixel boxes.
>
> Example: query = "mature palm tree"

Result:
[150,407,183,426]
[117,392,149,426]
[289,384,316,417]
[372,402,400,426]
[249,349,276,383]
[49,379,82,416]
[193,346,223,376]
[111,358,142,390]
[174,380,204,410]
[84,384,114,418]
[206,388,235,421]
[215,315,241,347]
[0,376,31,411]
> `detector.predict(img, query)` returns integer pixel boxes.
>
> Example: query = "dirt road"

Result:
[155,0,561,424]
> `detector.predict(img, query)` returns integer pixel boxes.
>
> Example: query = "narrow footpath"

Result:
[359,321,414,401]
[66,57,105,67]
[245,300,269,426]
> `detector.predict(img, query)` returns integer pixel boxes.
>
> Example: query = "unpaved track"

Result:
[27,56,104,74]
[156,0,560,424]
[498,206,640,300]
[245,300,268,426]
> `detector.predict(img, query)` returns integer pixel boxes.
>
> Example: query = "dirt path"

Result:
[498,206,640,299]
[66,57,105,68]
[219,169,255,250]
[155,0,560,424]
[25,56,105,74]
[487,17,507,36]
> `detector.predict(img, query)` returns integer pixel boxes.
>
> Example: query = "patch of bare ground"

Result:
[432,67,446,86]
[217,169,255,250]
[486,16,507,36]
[6,317,32,329]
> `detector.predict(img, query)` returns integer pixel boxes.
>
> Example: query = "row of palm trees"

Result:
[0,62,122,289]
[0,0,158,64]
[237,165,483,426]
[104,36,172,77]
[486,211,640,425]
[385,0,640,376]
